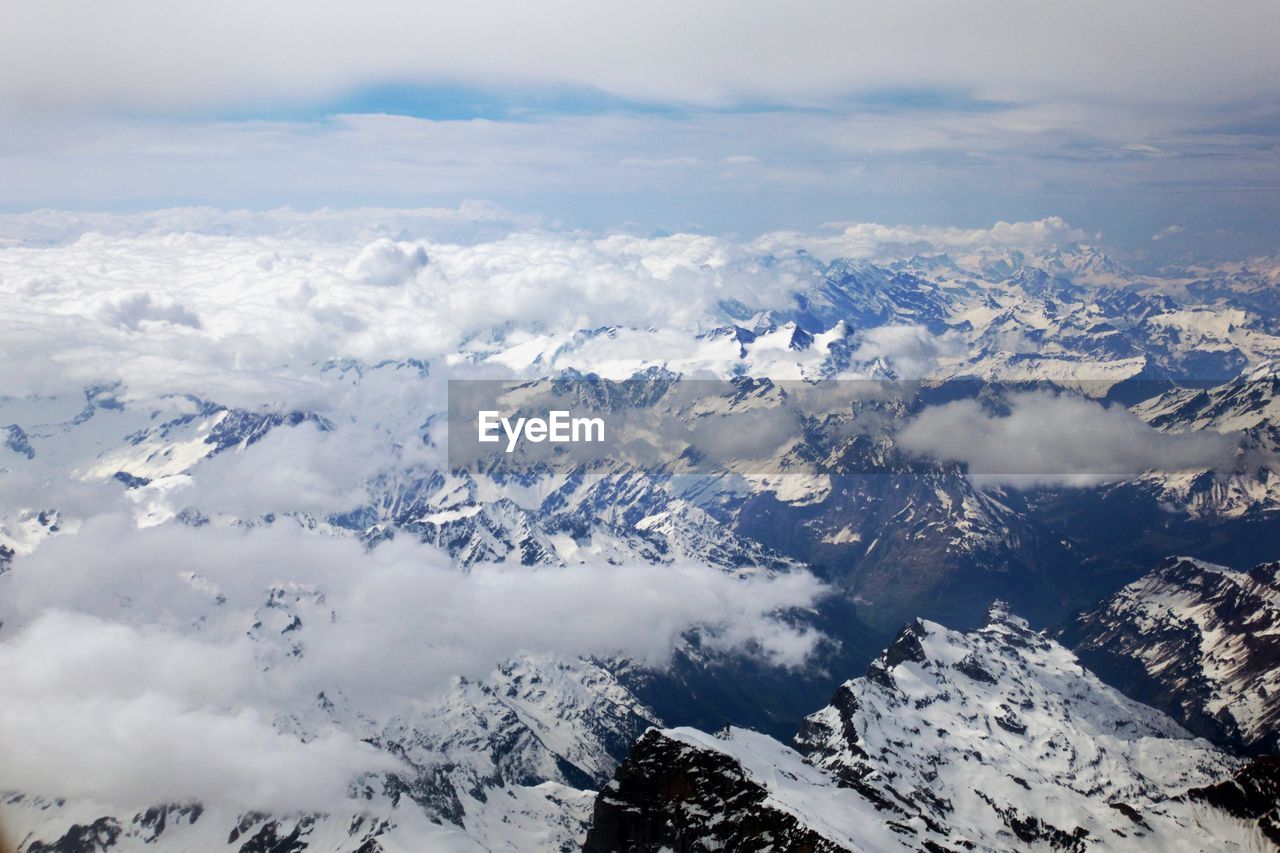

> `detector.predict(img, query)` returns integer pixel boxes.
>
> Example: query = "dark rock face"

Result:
[134,804,204,843]
[1060,557,1280,754]
[24,818,122,853]
[792,683,896,815]
[3,423,34,459]
[582,730,846,853]
[229,816,312,853]
[1182,757,1280,848]
[952,652,997,685]
[972,792,1088,851]
[585,734,821,852]
[17,805,204,853]
[7,800,396,853]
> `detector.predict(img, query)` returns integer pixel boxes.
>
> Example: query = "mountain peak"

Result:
[985,598,1015,624]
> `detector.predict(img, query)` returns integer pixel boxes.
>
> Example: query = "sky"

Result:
[3,1,1280,259]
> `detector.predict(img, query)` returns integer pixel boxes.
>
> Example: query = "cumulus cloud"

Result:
[0,222,798,399]
[96,290,202,330]
[304,556,827,691]
[898,390,1238,487]
[2,517,827,679]
[852,324,967,378]
[345,238,429,286]
[0,209,1133,402]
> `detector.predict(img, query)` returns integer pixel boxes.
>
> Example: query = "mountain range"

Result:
[2,234,1279,851]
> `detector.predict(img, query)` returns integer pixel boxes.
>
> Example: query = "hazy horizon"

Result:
[2,1,1278,262]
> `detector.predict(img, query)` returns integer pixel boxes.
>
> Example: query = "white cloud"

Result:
[0,209,1132,402]
[302,556,827,692]
[0,610,399,811]
[96,290,202,330]
[1152,225,1187,242]
[0,219,757,400]
[2,516,828,679]
[182,422,379,517]
[3,206,1215,410]
[898,390,1238,487]
[0,516,827,805]
[852,324,967,378]
[345,238,429,286]
[756,217,1092,263]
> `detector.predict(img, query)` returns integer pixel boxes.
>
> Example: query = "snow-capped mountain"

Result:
[586,603,1276,851]
[1130,365,1280,518]
[1061,557,1280,755]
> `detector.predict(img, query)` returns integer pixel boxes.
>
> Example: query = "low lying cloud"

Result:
[0,516,827,808]
[187,422,378,517]
[0,221,767,401]
[899,390,1238,487]
[0,209,1126,404]
[852,324,967,378]
[0,611,397,811]
[307,556,827,693]
[754,217,1092,264]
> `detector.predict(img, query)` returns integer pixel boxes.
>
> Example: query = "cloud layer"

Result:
[0,610,397,811]
[0,516,826,808]
[5,2,1277,112]
[2,107,1276,257]
[0,210,1103,402]
[899,391,1238,487]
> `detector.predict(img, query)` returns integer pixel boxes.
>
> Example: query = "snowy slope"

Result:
[587,604,1275,852]
[1129,365,1280,517]
[1062,557,1280,755]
